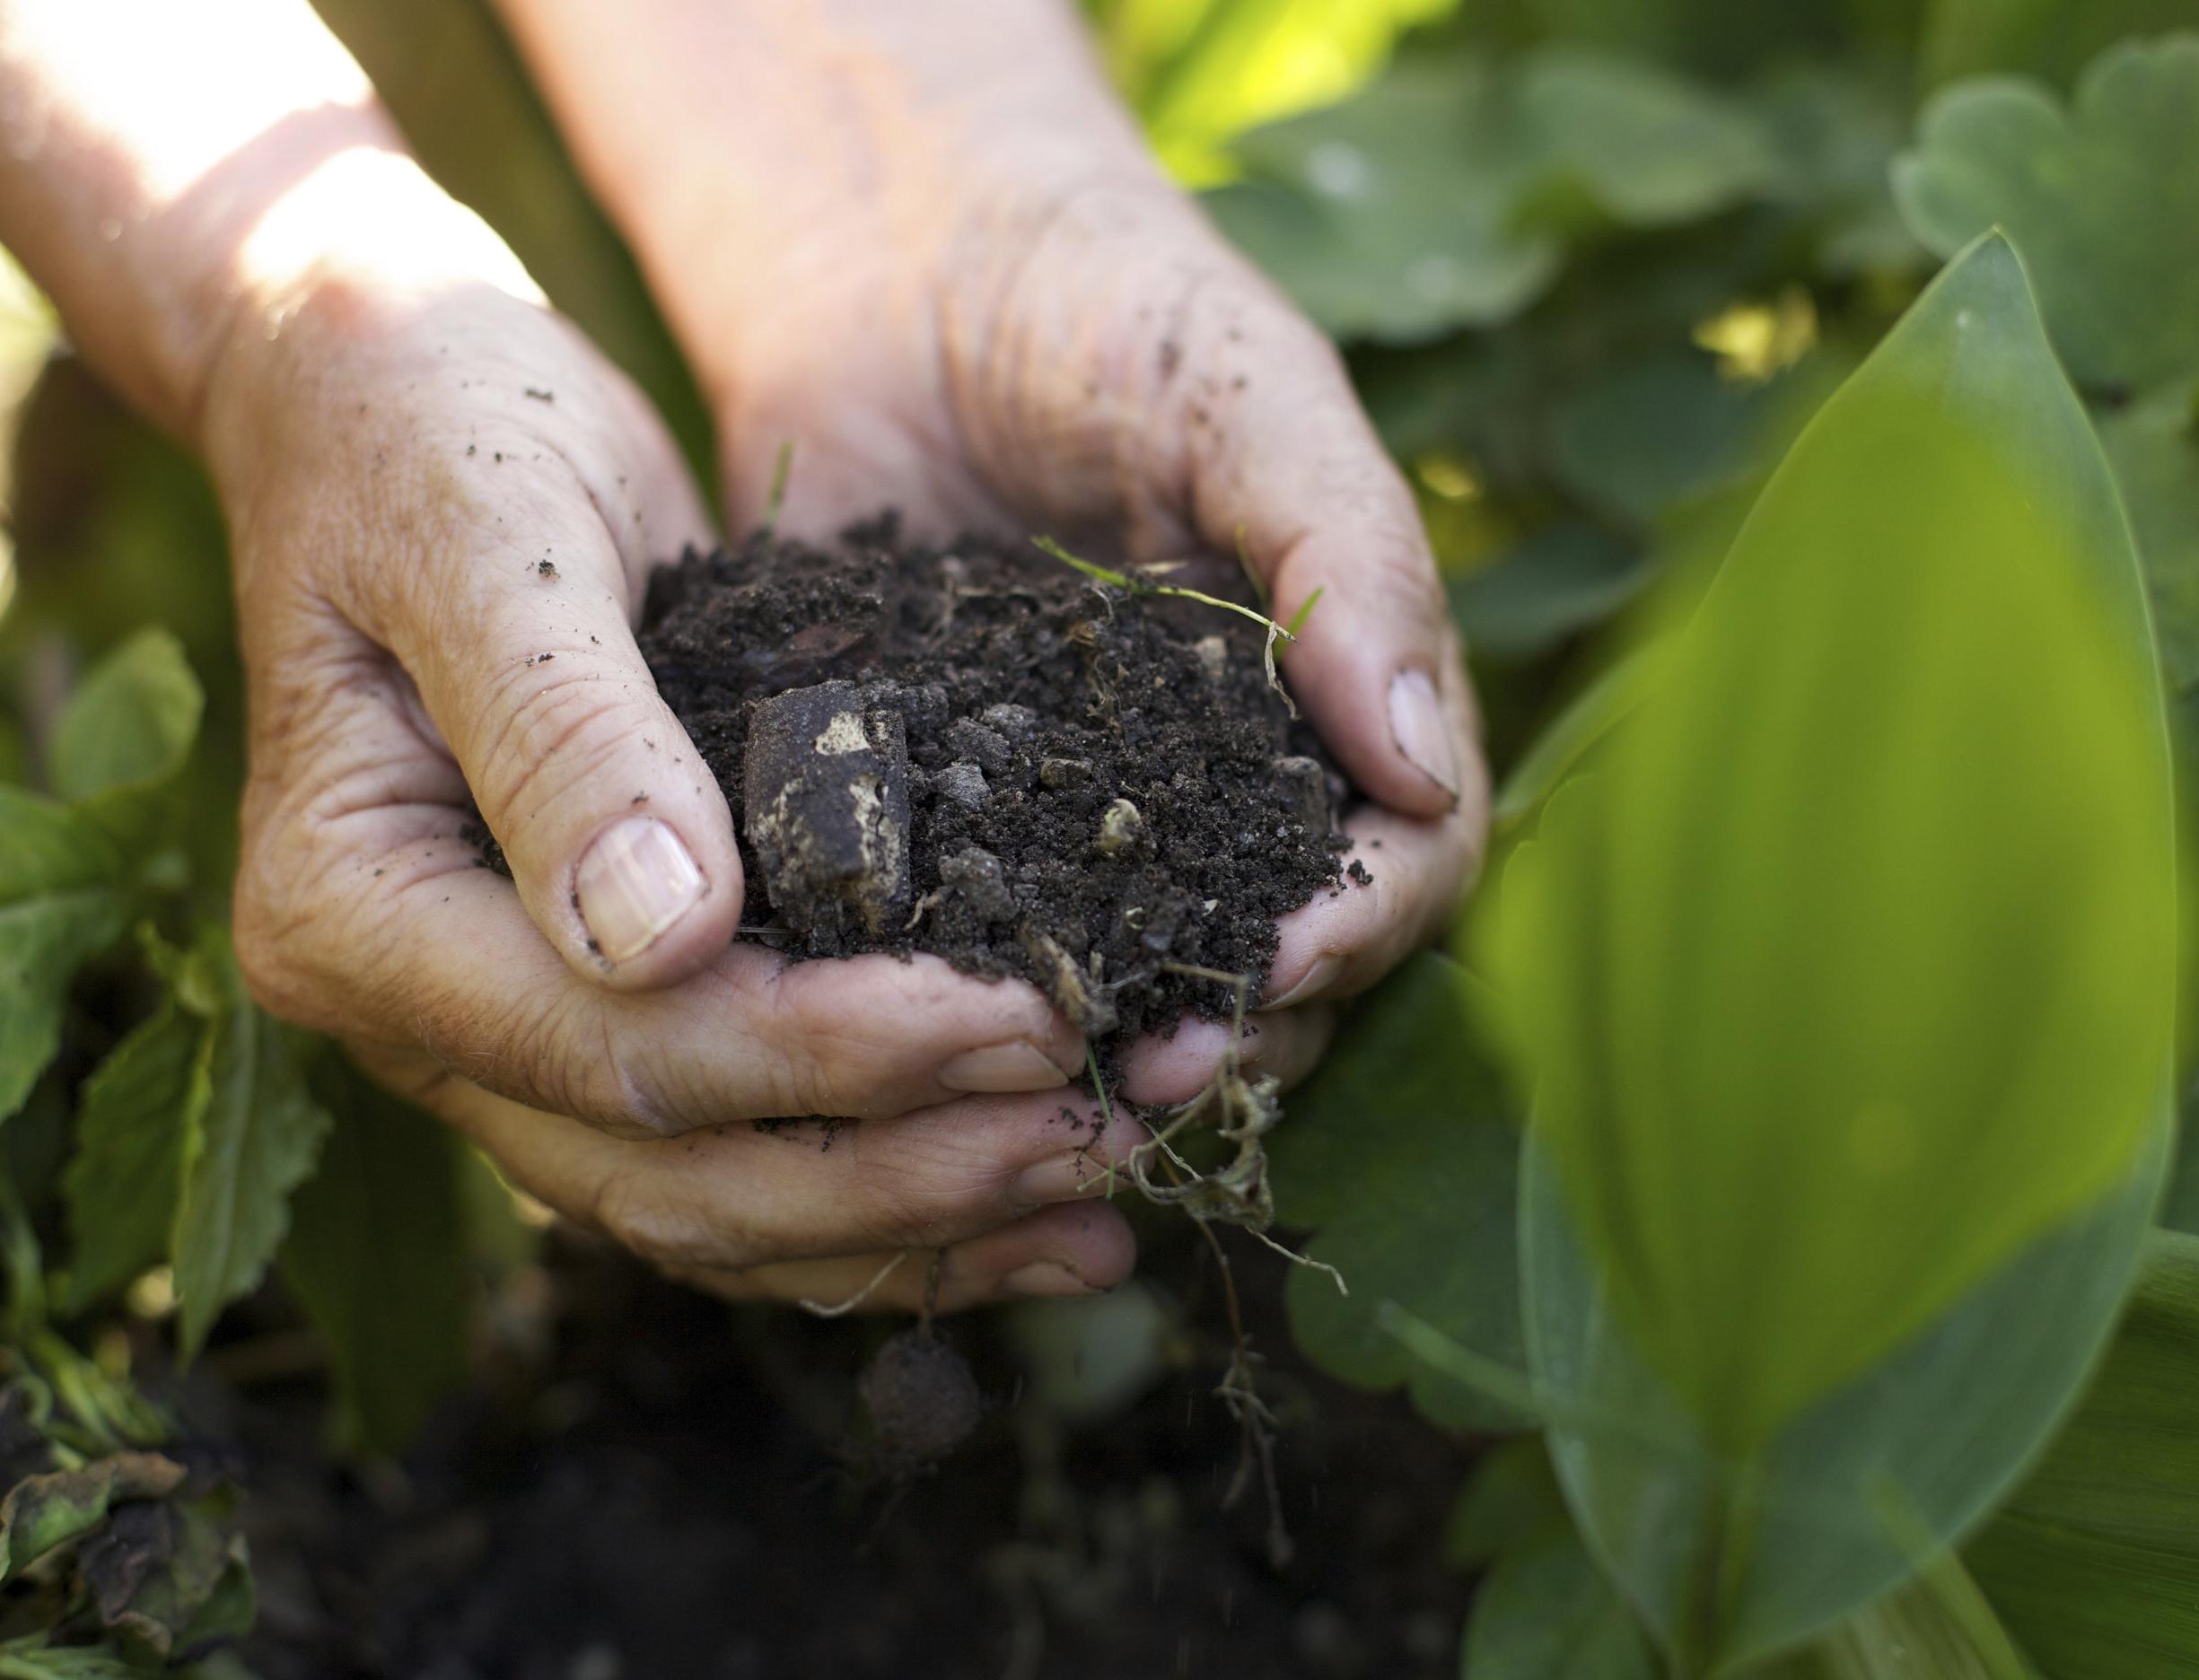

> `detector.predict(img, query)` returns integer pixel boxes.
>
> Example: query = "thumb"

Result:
[392,434,738,991]
[1175,302,1485,823]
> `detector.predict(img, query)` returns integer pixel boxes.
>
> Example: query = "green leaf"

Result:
[0,1451,185,1582]
[1484,232,2176,1448]
[1521,1121,2160,1673]
[0,789,128,1123]
[1266,953,1528,1431]
[0,1639,155,1680]
[1207,58,1558,342]
[171,930,332,1361]
[1548,347,1783,528]
[50,628,203,806]
[63,1000,206,1313]
[1206,48,1772,342]
[2097,381,2199,696]
[1750,65,1923,280]
[1449,525,1652,663]
[1894,37,2199,392]
[1492,651,1659,829]
[1753,1574,2033,1679]
[1460,1527,1658,1680]
[84,1501,250,1658]
[1446,1435,1569,1571]
[1487,236,2177,1667]
[280,1058,470,1454]
[1964,1232,2199,1678]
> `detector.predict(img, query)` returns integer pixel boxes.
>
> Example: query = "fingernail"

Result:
[1013,1150,1110,1208]
[1389,669,1460,801]
[1264,952,1342,1011]
[575,817,705,962]
[937,1040,1072,1094]
[1000,1260,1101,1299]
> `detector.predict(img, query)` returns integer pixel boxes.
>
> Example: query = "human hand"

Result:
[198,155,1152,1312]
[497,0,1491,1106]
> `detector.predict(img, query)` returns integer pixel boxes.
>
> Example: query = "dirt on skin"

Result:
[609,517,1355,1045]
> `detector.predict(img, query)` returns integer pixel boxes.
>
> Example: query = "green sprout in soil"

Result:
[1031,536,1321,717]
[759,439,797,540]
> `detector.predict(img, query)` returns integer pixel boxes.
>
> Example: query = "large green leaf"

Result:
[1266,953,1527,1431]
[1964,1232,2199,1678]
[280,1058,470,1454]
[1750,1574,2031,1680]
[171,930,332,1361]
[1894,37,2199,392]
[62,999,206,1312]
[1461,1526,1659,1680]
[1484,233,2176,1451]
[1522,1123,2160,1673]
[1206,47,1772,342]
[0,790,127,1124]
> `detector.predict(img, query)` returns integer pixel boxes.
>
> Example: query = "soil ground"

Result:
[217,1221,1480,1680]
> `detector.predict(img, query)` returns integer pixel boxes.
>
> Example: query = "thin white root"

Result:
[798,1248,911,1317]
[1247,1226,1348,1295]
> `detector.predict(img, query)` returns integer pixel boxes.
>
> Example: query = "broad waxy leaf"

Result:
[62,999,206,1312]
[0,791,127,1124]
[1206,48,1771,342]
[171,930,332,1361]
[1461,1526,1658,1680]
[1486,233,2176,1448]
[1266,953,1527,1431]
[0,1451,184,1582]
[281,1058,470,1454]
[1489,236,2176,1668]
[1752,1575,2029,1680]
[1523,1119,2160,1672]
[1965,1232,2199,1677]
[1895,36,2199,391]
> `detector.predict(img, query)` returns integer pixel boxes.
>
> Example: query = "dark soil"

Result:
[217,1223,1481,1680]
[620,518,1353,1043]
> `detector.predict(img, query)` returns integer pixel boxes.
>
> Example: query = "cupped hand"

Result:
[199,206,1155,1309]
[647,154,1491,1107]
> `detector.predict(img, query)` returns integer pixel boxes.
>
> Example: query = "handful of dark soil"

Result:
[634,519,1353,1045]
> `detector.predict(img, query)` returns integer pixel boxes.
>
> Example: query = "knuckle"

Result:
[471,667,649,836]
[591,1168,733,1270]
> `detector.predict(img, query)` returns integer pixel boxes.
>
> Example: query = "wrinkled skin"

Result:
[6,0,1488,1314]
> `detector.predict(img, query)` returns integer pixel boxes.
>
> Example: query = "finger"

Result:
[673,1203,1139,1313]
[404,1070,1143,1273]
[1164,288,1489,825]
[342,311,739,991]
[1116,1002,1337,1108]
[234,667,1085,1135]
[1258,799,1482,1012]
